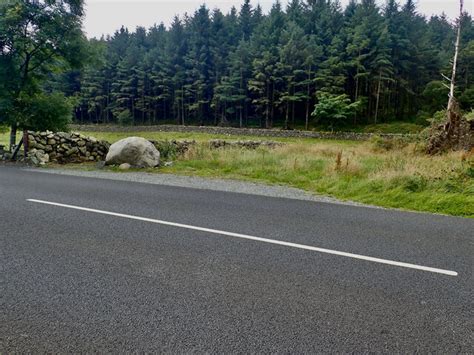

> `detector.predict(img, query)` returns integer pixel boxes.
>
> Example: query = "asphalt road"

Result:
[1,166,473,352]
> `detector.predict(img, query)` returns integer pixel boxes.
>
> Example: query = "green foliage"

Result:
[116,109,133,126]
[0,0,86,132]
[464,110,474,122]
[152,140,178,160]
[312,92,362,128]
[3,0,474,133]
[422,81,449,114]
[369,135,409,151]
[15,92,73,132]
[68,0,474,129]
[359,122,425,134]
[459,87,474,110]
[428,110,448,125]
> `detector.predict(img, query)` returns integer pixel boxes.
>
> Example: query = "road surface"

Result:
[1,166,473,352]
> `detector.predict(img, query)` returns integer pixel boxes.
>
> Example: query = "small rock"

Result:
[119,163,131,170]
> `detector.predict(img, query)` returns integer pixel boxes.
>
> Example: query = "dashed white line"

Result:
[27,199,458,277]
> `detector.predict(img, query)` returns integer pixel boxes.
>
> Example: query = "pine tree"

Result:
[62,0,462,130]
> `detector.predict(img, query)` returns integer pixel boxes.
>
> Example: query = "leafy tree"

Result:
[312,92,362,129]
[14,92,74,131]
[0,0,86,149]
[422,81,449,114]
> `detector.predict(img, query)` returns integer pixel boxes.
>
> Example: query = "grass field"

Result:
[1,129,472,217]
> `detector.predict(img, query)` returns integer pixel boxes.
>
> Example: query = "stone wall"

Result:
[27,131,110,165]
[71,124,417,141]
[209,139,283,149]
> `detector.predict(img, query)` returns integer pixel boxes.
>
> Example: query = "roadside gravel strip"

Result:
[26,167,373,208]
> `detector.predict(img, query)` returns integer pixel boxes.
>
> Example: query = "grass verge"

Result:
[1,129,472,217]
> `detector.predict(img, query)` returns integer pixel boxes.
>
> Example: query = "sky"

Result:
[83,0,472,38]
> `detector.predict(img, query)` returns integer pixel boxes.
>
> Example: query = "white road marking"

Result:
[27,199,458,277]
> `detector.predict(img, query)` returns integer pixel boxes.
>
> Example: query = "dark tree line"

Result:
[70,0,474,129]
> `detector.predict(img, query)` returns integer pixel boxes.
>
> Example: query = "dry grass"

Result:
[164,140,473,217]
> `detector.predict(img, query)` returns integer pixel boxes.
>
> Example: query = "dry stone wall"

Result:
[71,124,417,141]
[28,131,110,164]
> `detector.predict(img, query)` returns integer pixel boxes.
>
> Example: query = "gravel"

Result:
[24,167,374,208]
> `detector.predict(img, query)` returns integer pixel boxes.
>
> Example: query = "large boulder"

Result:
[105,137,160,167]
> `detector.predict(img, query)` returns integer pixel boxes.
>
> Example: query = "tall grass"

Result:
[164,141,473,217]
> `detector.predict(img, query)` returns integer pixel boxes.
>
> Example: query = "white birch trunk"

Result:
[447,0,464,112]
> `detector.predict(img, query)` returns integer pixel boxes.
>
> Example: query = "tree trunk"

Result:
[239,107,243,128]
[375,71,382,125]
[9,123,17,152]
[292,101,295,127]
[305,100,310,131]
[181,86,185,125]
[447,0,463,114]
[23,129,29,158]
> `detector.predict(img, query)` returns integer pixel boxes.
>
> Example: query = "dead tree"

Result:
[428,0,473,154]
[446,0,463,114]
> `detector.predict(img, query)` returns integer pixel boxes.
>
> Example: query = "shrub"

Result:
[427,110,447,125]
[459,88,474,110]
[312,92,362,129]
[16,92,73,131]
[116,109,133,126]
[153,140,178,160]
[370,135,409,151]
[464,110,474,122]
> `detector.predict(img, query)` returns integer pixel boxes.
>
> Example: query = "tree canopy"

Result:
[3,0,474,131]
[0,0,86,137]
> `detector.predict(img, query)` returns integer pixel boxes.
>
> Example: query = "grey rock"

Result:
[106,137,160,167]
[28,149,49,166]
[65,147,79,156]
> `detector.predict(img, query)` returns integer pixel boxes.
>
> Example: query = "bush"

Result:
[116,109,133,126]
[370,135,409,151]
[16,92,73,131]
[427,110,447,125]
[153,140,178,160]
[464,110,474,122]
[459,88,474,110]
[312,92,362,129]
[421,80,448,114]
